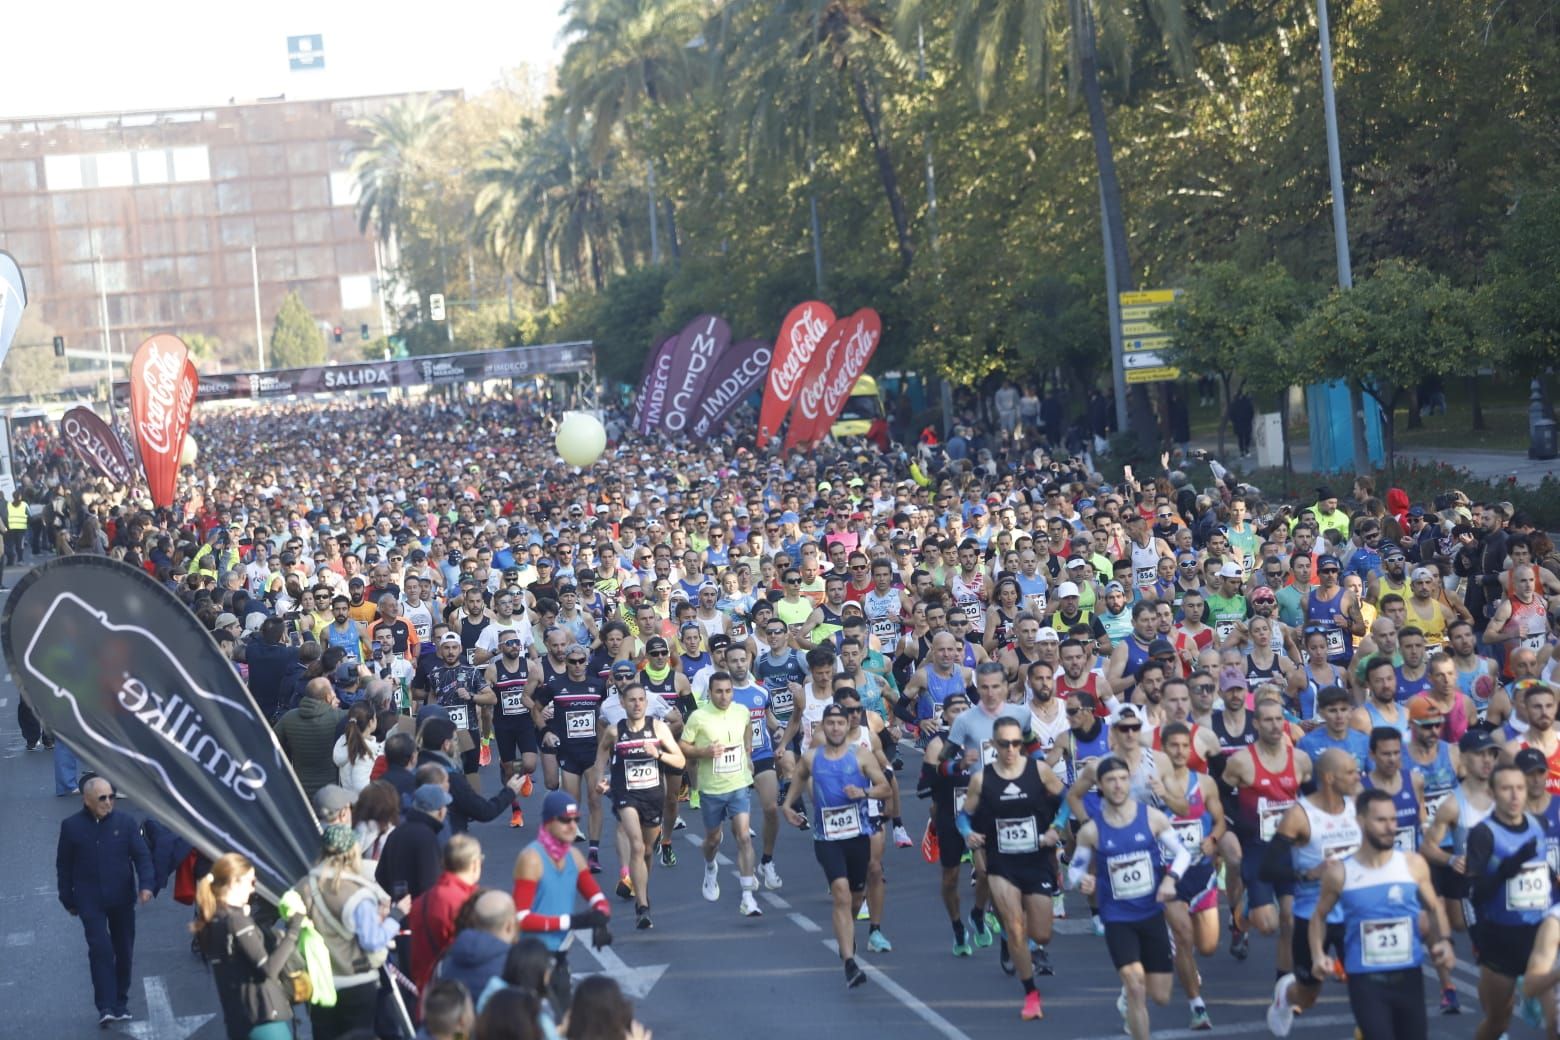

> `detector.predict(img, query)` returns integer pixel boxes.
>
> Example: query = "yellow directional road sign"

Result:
[1117,288,1180,382]
[1126,366,1180,384]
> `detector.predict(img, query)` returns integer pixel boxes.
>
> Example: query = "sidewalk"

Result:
[1187,438,1559,489]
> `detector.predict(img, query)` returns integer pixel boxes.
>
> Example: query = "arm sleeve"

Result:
[512,877,568,934]
[1259,833,1302,885]
[231,918,300,980]
[349,898,399,953]
[576,870,608,914]
[1465,825,1505,907]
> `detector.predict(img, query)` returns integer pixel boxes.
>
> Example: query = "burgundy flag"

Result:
[657,314,731,435]
[690,339,772,439]
[634,336,678,435]
[60,407,136,487]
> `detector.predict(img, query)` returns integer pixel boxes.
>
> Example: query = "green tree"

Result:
[1480,186,1560,412]
[269,291,326,368]
[1161,261,1313,455]
[1291,260,1484,475]
[350,95,449,246]
[177,332,220,363]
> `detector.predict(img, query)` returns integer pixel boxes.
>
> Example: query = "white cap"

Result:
[1036,626,1060,642]
[1057,581,1081,599]
[1110,704,1143,727]
[1218,561,1243,579]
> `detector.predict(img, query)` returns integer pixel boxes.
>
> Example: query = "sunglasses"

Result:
[1066,706,1088,716]
[993,738,1025,749]
[1195,684,1215,693]
[648,650,669,658]
[767,628,788,636]
[1319,567,1340,574]
[1116,724,1143,734]
[566,657,588,665]
[97,794,116,802]
[554,815,581,824]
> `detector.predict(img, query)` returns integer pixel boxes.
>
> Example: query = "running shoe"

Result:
[1054,896,1067,919]
[985,910,1004,937]
[1116,989,1128,1023]
[999,939,1014,975]
[109,1012,132,1023]
[1020,991,1043,1021]
[99,1012,115,1028]
[510,807,525,829]
[867,929,893,953]
[672,816,687,830]
[1187,1007,1212,1031]
[1091,914,1105,937]
[739,891,763,917]
[479,740,492,767]
[659,843,677,867]
[856,901,870,920]
[971,916,994,948]
[1033,944,1053,976]
[760,862,783,890]
[1229,926,1249,961]
[892,824,913,848]
[1439,987,1459,1015]
[520,774,534,798]
[615,875,635,901]
[1266,973,1296,1037]
[636,907,653,930]
[951,939,973,957]
[845,960,867,988]
[587,849,602,874]
[702,865,720,902]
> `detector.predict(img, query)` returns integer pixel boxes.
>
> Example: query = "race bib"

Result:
[1393,827,1417,853]
[447,705,469,731]
[980,740,997,765]
[566,709,597,740]
[1425,791,1451,820]
[500,689,527,716]
[1026,593,1048,618]
[751,721,768,750]
[1360,918,1413,968]
[996,816,1039,854]
[1171,819,1204,852]
[1322,839,1359,862]
[1135,565,1156,589]
[1324,628,1347,657]
[1520,632,1547,653]
[1215,619,1238,642]
[1258,797,1294,842]
[466,648,480,666]
[821,803,863,840]
[625,759,658,791]
[714,744,742,774]
[771,687,795,715]
[1108,851,1154,900]
[1506,862,1550,912]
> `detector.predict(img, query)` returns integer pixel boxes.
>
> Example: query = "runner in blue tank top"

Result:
[1308,788,1454,1040]
[1305,555,1363,666]
[512,791,612,972]
[1361,728,1425,854]
[781,703,891,991]
[901,632,974,723]
[1068,756,1192,1040]
[1157,722,1226,1031]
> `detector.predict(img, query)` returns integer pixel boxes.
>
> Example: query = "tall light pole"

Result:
[251,245,265,369]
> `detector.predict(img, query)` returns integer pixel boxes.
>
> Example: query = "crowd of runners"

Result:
[15,387,1560,1039]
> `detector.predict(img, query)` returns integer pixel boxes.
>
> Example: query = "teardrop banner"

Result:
[690,339,772,439]
[0,250,28,373]
[128,334,198,509]
[656,313,732,436]
[756,300,834,449]
[634,335,678,435]
[1,556,317,901]
[793,308,882,449]
[60,406,137,487]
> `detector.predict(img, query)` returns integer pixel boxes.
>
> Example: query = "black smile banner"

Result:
[2,557,317,900]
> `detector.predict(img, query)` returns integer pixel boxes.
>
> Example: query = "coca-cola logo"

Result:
[137,344,185,456]
[768,306,830,402]
[793,336,841,422]
[819,319,880,415]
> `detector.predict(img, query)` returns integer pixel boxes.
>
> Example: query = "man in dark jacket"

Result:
[57,777,155,1026]
[380,733,419,809]
[244,617,301,722]
[432,890,517,1002]
[416,718,523,833]
[376,784,451,900]
[275,678,345,798]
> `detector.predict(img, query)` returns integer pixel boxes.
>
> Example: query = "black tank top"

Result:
[610,718,663,799]
[493,657,530,718]
[973,761,1057,869]
[459,614,488,658]
[1209,709,1257,792]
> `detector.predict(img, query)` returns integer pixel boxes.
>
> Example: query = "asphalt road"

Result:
[0,635,1484,1038]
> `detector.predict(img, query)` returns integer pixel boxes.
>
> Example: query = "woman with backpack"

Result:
[193,853,304,1040]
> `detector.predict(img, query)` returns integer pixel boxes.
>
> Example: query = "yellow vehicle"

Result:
[830,374,884,439]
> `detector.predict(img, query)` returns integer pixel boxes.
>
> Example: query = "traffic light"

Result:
[360,323,369,341]
[333,326,343,344]
[52,335,64,357]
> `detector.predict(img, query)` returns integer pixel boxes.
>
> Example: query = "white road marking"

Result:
[761,891,791,910]
[2,932,32,947]
[123,976,213,1040]
[681,831,731,865]
[824,940,973,1040]
[1072,1012,1359,1039]
[789,913,822,933]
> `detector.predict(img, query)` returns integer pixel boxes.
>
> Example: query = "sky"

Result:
[0,1,569,118]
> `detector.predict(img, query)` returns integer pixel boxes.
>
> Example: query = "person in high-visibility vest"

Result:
[6,490,30,567]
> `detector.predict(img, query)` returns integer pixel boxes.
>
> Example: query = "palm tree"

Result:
[558,0,707,262]
[722,0,918,274]
[349,95,449,246]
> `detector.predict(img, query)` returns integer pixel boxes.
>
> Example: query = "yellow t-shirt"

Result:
[682,701,753,794]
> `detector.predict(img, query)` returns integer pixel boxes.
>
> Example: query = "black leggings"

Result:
[308,979,378,1040]
[1346,968,1425,1040]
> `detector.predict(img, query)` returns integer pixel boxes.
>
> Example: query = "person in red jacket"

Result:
[408,834,485,991]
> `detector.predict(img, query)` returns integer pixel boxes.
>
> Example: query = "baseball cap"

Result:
[438,632,463,647]
[312,784,353,819]
[1217,562,1243,579]
[610,660,637,676]
[1515,748,1549,774]
[1104,581,1125,595]
[214,612,239,629]
[780,511,800,524]
[1219,665,1249,692]
[1458,729,1497,754]
[1057,581,1081,599]
[1408,697,1444,725]
[645,636,670,655]
[1411,567,1437,582]
[1036,626,1060,643]
[1066,558,1089,570]
[543,790,580,822]
[1318,554,1342,570]
[708,633,732,651]
[1148,638,1176,658]
[332,661,359,685]
[1111,704,1143,727]
[1381,545,1405,562]
[411,784,453,813]
[820,704,850,721]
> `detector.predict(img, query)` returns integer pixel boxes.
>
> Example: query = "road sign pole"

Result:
[1101,179,1129,436]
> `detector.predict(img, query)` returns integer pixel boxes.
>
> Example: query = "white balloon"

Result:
[179,434,199,466]
[555,412,606,468]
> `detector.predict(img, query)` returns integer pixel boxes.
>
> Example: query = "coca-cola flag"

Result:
[61,407,136,487]
[657,314,731,435]
[634,336,678,435]
[128,334,198,508]
[1,557,318,901]
[690,339,772,439]
[0,250,27,373]
[757,301,834,449]
[783,308,881,452]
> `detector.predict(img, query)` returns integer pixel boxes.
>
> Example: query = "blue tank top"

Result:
[1406,740,1457,848]
[524,839,581,952]
[811,747,873,841]
[1068,724,1113,785]
[1291,798,1361,922]
[1095,802,1164,923]
[1474,813,1549,926]
[919,664,967,721]
[730,681,774,761]
[1539,798,1560,880]
[1339,852,1425,975]
[755,649,806,720]
[1362,769,1421,853]
[1363,699,1409,738]
[1306,586,1352,664]
[1394,666,1430,702]
[1121,636,1152,682]
[680,651,712,683]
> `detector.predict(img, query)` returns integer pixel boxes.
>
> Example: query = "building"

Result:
[0,91,456,382]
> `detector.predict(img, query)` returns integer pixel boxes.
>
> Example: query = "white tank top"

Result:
[1131,538,1160,590]
[864,589,902,653]
[798,685,832,756]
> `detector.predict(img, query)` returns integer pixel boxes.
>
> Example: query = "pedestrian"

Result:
[276,677,346,799]
[7,487,30,564]
[474,987,545,1040]
[421,979,477,1040]
[475,939,562,1033]
[416,717,525,834]
[379,732,420,807]
[1229,390,1255,458]
[432,890,519,1010]
[55,776,154,1027]
[244,617,302,723]
[562,976,649,1040]
[408,833,485,991]
[376,783,454,902]
[333,701,382,795]
[193,852,304,1040]
[294,822,409,1040]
